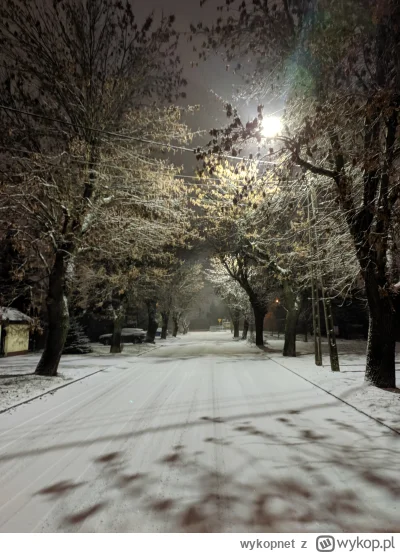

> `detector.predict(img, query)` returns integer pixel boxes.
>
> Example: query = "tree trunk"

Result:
[324,298,340,371]
[35,147,99,375]
[283,285,302,357]
[110,316,123,353]
[242,319,249,340]
[172,315,179,337]
[310,274,322,366]
[161,311,169,339]
[35,251,69,376]
[252,303,265,347]
[283,307,300,356]
[365,299,396,388]
[230,308,240,338]
[145,299,158,343]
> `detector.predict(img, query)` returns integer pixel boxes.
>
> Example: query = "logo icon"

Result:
[316,536,335,552]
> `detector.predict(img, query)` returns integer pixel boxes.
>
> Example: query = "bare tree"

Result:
[196,0,400,387]
[166,263,204,337]
[0,0,186,374]
[206,259,253,339]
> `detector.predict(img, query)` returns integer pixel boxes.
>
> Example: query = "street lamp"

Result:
[261,116,282,138]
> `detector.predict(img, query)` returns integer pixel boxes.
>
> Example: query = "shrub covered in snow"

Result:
[63,318,92,354]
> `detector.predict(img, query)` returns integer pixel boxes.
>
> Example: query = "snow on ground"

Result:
[148,333,400,433]
[0,331,399,532]
[1,333,399,425]
[263,335,400,433]
[0,342,158,412]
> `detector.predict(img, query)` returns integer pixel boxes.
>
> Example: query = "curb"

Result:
[0,344,164,415]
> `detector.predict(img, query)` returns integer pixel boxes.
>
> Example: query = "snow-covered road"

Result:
[0,332,399,532]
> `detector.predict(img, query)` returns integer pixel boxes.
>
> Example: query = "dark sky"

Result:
[136,0,281,172]
[139,0,238,111]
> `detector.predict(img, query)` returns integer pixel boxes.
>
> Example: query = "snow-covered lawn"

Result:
[264,336,400,434]
[0,342,158,412]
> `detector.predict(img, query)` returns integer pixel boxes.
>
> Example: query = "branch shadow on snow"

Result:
[35,480,86,498]
[0,396,364,461]
[2,379,394,461]
[31,411,400,532]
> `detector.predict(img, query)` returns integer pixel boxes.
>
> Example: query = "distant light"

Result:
[275,298,280,303]
[261,116,282,138]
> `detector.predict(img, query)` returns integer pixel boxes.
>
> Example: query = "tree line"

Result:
[0,0,399,390]
[194,0,400,389]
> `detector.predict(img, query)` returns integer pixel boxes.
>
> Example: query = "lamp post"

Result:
[308,183,340,372]
[307,194,323,366]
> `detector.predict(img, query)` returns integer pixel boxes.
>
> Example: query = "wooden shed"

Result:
[0,308,32,357]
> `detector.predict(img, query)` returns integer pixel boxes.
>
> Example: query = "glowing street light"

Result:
[261,115,282,138]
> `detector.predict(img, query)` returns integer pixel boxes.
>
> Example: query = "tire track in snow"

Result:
[32,364,178,533]
[0,366,150,527]
[0,364,146,488]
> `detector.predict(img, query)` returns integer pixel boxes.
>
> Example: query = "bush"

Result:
[63,318,93,354]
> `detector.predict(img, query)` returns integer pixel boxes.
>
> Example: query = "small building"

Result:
[0,308,32,357]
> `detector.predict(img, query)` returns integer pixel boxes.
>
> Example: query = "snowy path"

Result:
[0,333,399,532]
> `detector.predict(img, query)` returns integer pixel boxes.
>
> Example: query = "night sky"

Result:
[136,0,282,172]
